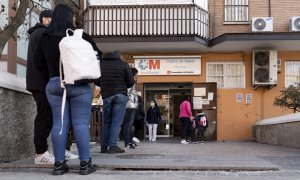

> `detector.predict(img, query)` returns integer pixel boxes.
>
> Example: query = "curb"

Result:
[0,163,279,172]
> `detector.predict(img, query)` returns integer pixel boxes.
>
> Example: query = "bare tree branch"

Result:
[0,0,30,57]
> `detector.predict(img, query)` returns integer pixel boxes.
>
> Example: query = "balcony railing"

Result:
[84,4,210,39]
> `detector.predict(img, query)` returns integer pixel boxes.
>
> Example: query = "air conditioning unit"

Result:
[252,50,278,86]
[252,17,273,32]
[289,16,300,32]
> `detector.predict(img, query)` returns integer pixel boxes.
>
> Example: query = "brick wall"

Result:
[209,0,300,38]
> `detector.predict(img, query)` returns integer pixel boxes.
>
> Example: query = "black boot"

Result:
[52,160,69,175]
[100,146,108,153]
[79,158,97,175]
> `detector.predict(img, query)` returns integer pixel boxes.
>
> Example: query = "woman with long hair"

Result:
[34,4,101,175]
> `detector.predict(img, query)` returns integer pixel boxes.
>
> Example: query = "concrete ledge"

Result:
[253,113,300,149]
[0,74,36,163]
[254,113,300,125]
[0,71,30,94]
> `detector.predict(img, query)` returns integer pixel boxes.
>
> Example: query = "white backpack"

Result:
[58,28,101,134]
[59,28,101,85]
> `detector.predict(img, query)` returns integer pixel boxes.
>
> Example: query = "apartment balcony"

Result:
[83,3,210,52]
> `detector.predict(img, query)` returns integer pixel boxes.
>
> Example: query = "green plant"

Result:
[274,81,300,113]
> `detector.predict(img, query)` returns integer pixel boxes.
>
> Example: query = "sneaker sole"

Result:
[35,161,54,165]
[52,169,69,175]
[79,168,96,175]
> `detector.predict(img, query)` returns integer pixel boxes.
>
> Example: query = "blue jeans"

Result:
[123,108,137,146]
[101,94,127,147]
[46,77,92,162]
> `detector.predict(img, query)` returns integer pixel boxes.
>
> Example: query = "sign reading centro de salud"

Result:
[134,56,201,75]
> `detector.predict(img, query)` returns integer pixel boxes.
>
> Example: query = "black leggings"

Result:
[180,117,190,140]
[195,128,205,141]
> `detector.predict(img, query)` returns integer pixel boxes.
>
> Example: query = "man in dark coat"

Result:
[26,10,54,164]
[97,50,134,154]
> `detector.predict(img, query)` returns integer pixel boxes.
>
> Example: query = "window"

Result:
[285,61,300,87]
[207,62,245,88]
[224,0,249,22]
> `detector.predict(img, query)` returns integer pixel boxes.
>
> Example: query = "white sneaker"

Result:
[35,151,54,164]
[132,137,140,143]
[181,139,189,144]
[65,150,78,160]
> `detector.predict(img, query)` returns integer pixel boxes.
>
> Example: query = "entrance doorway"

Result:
[144,83,191,137]
[143,83,217,140]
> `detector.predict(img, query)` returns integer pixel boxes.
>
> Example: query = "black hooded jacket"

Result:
[97,51,135,99]
[26,23,49,91]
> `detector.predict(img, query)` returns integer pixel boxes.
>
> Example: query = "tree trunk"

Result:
[0,0,30,57]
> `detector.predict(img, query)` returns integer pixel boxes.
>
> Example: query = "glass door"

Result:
[144,89,170,137]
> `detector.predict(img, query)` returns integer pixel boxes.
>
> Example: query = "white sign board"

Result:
[135,57,201,75]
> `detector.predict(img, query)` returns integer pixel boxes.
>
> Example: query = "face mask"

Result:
[150,102,155,107]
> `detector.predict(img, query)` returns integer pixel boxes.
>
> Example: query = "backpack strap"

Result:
[59,88,67,135]
[57,28,74,135]
[66,28,74,37]
[58,57,66,135]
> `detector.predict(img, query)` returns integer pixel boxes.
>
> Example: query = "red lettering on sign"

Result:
[149,60,160,69]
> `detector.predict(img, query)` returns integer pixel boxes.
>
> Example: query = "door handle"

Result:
[212,121,216,124]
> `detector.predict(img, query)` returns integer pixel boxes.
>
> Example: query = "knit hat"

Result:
[39,9,53,23]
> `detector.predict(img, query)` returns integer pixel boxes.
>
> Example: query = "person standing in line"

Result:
[97,51,134,154]
[34,4,101,175]
[193,109,208,143]
[179,96,193,144]
[133,95,145,141]
[123,68,139,149]
[146,99,161,142]
[26,9,78,164]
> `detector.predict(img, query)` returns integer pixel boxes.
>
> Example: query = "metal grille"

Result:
[84,4,210,39]
[89,106,102,142]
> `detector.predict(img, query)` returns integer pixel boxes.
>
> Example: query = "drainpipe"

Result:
[268,0,271,17]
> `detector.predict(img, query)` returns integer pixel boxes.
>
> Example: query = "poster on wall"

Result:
[246,94,252,104]
[135,57,201,75]
[194,88,206,96]
[236,93,243,103]
[193,96,203,109]
[208,92,214,100]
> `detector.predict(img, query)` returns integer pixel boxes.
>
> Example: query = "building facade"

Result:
[2,0,299,141]
[85,0,300,141]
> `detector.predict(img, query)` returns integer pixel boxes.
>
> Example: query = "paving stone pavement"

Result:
[1,139,300,179]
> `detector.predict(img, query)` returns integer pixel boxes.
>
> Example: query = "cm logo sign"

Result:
[149,60,160,69]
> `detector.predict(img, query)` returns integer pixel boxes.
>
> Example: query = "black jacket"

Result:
[34,30,101,80]
[26,23,49,91]
[135,98,145,121]
[97,51,134,99]
[146,106,161,124]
